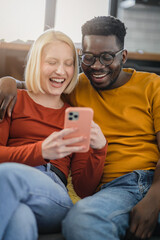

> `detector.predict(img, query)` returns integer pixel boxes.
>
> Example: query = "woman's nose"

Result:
[55,64,65,74]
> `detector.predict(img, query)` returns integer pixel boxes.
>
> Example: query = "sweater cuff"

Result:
[35,141,49,164]
[91,141,108,155]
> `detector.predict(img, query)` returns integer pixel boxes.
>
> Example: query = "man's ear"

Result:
[122,49,128,64]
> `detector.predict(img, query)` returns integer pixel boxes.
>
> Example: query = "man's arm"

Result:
[127,131,160,239]
[0,77,26,120]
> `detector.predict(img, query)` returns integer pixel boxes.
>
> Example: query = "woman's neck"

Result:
[27,91,64,109]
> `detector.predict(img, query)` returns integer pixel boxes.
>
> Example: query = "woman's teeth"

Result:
[50,78,64,83]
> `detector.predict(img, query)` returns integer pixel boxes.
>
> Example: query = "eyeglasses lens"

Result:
[100,53,114,65]
[82,54,94,66]
[81,53,114,66]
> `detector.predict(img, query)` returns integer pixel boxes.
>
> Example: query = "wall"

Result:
[118,4,160,53]
[0,0,45,42]
[0,0,109,79]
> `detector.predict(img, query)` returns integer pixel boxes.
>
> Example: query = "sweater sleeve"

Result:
[0,116,46,166]
[71,143,107,198]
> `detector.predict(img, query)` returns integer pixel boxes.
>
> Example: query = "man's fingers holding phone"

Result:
[90,121,107,149]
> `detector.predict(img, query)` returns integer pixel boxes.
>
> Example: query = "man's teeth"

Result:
[93,73,107,78]
[50,78,64,83]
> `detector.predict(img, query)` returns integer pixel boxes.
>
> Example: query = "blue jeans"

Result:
[0,162,73,240]
[62,170,160,240]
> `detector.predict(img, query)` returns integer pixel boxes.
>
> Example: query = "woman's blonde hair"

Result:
[25,29,78,94]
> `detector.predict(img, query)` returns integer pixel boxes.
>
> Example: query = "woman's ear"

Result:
[122,49,128,64]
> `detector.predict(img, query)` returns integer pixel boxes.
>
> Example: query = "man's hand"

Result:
[127,195,159,239]
[90,121,106,149]
[0,77,17,121]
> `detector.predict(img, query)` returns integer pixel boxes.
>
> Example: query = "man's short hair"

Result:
[81,16,127,48]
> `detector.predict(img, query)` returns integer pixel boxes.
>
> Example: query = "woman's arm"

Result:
[0,116,89,167]
[0,142,46,166]
[71,121,107,198]
[0,115,47,166]
[71,144,107,198]
[0,77,26,120]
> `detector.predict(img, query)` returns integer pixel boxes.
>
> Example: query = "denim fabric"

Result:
[62,170,160,240]
[0,162,73,240]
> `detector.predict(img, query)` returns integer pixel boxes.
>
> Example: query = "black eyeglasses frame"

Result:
[79,49,124,67]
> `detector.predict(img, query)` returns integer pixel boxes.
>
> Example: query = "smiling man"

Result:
[62,16,160,240]
[0,16,160,240]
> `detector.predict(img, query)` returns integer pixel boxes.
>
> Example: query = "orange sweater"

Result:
[0,90,107,197]
[66,69,160,186]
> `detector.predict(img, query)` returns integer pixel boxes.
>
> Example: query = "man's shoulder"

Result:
[72,73,92,94]
[136,71,160,87]
[125,68,160,85]
[66,72,94,106]
[133,69,160,80]
[77,73,91,87]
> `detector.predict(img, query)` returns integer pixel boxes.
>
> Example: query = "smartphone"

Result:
[64,107,94,152]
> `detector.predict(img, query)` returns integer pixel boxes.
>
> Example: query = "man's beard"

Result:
[90,63,123,91]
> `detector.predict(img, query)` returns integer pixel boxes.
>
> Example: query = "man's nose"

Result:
[91,57,105,69]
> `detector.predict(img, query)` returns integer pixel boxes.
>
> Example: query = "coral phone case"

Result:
[64,107,94,152]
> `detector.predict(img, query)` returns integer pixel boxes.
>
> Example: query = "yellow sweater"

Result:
[66,68,160,187]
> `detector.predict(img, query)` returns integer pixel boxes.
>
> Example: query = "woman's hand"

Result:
[0,77,17,121]
[42,128,86,160]
[90,121,106,149]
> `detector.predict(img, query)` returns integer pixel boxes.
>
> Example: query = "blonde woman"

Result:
[0,29,107,240]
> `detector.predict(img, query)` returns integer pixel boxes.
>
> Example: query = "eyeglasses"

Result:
[79,49,124,67]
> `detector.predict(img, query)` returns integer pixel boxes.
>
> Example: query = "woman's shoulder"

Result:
[15,89,30,109]
[17,89,28,98]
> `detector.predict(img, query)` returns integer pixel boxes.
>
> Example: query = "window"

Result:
[54,0,109,44]
[0,0,45,42]
[0,0,109,43]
